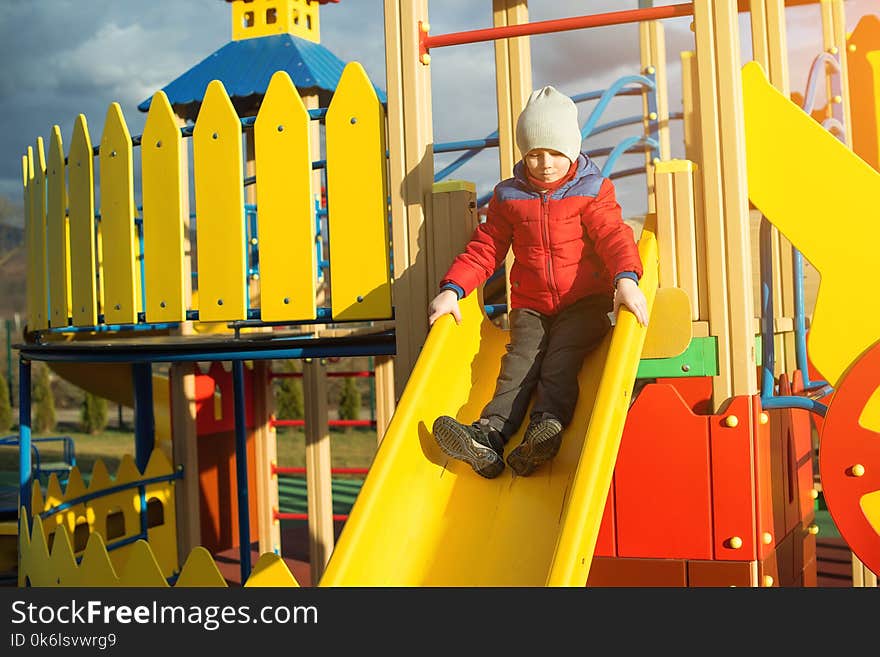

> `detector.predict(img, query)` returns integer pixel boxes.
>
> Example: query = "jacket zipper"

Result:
[540,192,559,308]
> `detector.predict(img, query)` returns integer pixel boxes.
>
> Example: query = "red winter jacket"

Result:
[441,154,643,315]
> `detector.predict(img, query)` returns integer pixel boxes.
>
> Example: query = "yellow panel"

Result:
[245,552,301,587]
[99,102,138,325]
[47,126,70,327]
[175,546,229,587]
[254,71,316,321]
[31,139,49,330]
[325,62,391,321]
[142,91,187,322]
[742,61,880,386]
[860,489,880,536]
[118,541,169,587]
[641,286,692,359]
[68,115,98,326]
[847,15,880,170]
[193,80,246,322]
[319,223,657,586]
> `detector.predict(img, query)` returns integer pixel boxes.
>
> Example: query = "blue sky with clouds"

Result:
[0,0,876,223]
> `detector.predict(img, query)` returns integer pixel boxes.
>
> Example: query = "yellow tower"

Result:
[229,0,323,43]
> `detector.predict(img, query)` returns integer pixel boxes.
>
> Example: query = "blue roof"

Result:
[138,33,385,112]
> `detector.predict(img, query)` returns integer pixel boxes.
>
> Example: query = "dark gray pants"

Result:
[481,294,613,441]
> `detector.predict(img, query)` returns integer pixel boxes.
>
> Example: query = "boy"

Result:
[429,85,648,478]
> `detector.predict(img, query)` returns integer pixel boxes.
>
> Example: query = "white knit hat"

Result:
[515,86,582,163]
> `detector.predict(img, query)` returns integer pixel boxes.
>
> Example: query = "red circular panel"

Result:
[819,341,880,575]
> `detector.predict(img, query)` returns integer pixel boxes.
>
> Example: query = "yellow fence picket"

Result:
[325,62,391,321]
[47,126,71,327]
[68,115,99,327]
[31,139,49,330]
[22,150,37,331]
[99,103,139,325]
[142,91,187,322]
[254,71,316,321]
[193,80,246,322]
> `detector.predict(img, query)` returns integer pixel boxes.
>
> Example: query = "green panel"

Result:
[636,334,763,379]
[636,336,718,378]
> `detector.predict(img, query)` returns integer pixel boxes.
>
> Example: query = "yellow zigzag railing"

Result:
[27,448,178,580]
[19,447,300,587]
[18,517,299,588]
[22,61,390,332]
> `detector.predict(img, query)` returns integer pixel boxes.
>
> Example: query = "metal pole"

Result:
[232,359,252,583]
[19,358,32,521]
[132,362,155,472]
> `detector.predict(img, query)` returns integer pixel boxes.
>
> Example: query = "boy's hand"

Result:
[613,277,649,327]
[428,289,462,326]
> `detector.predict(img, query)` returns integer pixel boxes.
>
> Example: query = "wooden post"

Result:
[493,0,531,323]
[303,357,334,584]
[693,0,757,408]
[251,360,280,556]
[384,0,434,400]
[640,19,670,213]
[373,354,396,442]
[170,361,200,559]
[750,0,797,374]
[681,51,709,324]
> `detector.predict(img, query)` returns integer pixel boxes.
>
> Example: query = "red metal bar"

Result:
[271,419,376,428]
[421,4,694,55]
[274,511,350,521]
[273,465,369,475]
[419,0,823,58]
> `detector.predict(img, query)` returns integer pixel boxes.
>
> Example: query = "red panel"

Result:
[656,376,712,415]
[586,558,687,587]
[710,395,757,560]
[766,404,789,550]
[197,427,260,554]
[615,383,713,559]
[687,560,752,587]
[753,395,775,560]
[594,474,617,557]
[818,341,880,575]
[194,362,257,435]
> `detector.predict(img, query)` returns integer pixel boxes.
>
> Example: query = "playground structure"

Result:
[8,0,880,586]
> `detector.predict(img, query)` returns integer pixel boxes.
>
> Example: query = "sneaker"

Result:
[432,416,505,479]
[506,416,564,476]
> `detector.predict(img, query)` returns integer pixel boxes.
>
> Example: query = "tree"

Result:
[0,372,11,434]
[338,377,361,421]
[80,392,108,434]
[32,362,56,433]
[274,360,304,420]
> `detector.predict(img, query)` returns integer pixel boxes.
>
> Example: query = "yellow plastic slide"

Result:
[320,224,658,586]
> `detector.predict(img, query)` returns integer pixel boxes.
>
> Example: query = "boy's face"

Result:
[524,148,571,185]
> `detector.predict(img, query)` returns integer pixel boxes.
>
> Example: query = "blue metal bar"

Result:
[434,137,500,154]
[19,358,32,520]
[601,136,658,177]
[588,115,649,139]
[132,363,155,472]
[434,130,499,182]
[759,218,776,399]
[761,394,828,417]
[582,75,656,139]
[802,52,841,115]
[609,166,650,181]
[232,360,252,583]
[38,470,182,518]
